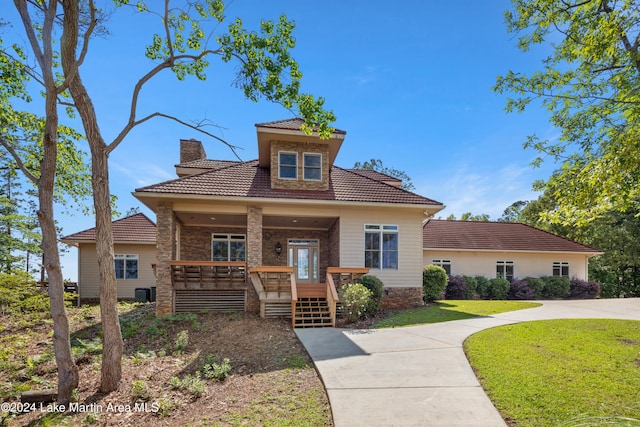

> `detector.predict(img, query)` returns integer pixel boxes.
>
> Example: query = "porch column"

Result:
[156,201,175,316]
[247,206,263,268]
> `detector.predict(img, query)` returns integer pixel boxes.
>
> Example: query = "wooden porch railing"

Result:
[249,266,296,321]
[170,261,246,289]
[325,267,369,325]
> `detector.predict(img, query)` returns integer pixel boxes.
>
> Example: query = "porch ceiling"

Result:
[176,212,337,229]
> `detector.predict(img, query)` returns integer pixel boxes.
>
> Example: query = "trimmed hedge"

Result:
[445,275,467,299]
[488,278,510,300]
[541,276,570,299]
[569,278,600,299]
[423,265,448,302]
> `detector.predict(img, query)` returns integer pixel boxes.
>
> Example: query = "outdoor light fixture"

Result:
[275,242,283,256]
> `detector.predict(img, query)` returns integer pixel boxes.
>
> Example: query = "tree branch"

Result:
[0,135,39,184]
[107,112,242,159]
[58,0,97,94]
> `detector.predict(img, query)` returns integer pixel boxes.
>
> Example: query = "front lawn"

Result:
[373,300,541,328]
[464,319,640,427]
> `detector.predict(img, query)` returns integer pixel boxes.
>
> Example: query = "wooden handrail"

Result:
[249,266,294,273]
[290,272,297,327]
[326,273,339,302]
[170,260,246,267]
[326,273,338,327]
[326,267,370,274]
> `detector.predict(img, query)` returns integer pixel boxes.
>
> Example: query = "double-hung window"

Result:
[279,152,297,179]
[496,261,514,281]
[432,259,451,275]
[115,254,138,280]
[212,234,246,262]
[553,262,569,278]
[303,153,322,181]
[364,225,398,270]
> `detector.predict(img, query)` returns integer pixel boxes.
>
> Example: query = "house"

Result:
[133,119,445,325]
[423,219,602,281]
[61,213,157,301]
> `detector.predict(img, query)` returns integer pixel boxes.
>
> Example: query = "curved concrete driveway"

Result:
[295,298,640,427]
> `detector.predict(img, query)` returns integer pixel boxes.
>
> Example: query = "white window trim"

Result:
[114,254,139,280]
[432,259,451,275]
[211,234,247,262]
[553,261,570,278]
[278,151,298,180]
[496,260,514,280]
[302,152,322,181]
[364,224,399,270]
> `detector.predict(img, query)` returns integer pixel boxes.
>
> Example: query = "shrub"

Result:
[360,275,384,313]
[169,373,205,398]
[569,278,601,299]
[508,279,535,300]
[130,380,150,401]
[523,277,544,299]
[463,276,478,299]
[174,330,189,354]
[488,278,510,300]
[445,275,467,299]
[338,283,373,322]
[423,265,448,302]
[475,276,491,299]
[541,276,570,299]
[201,356,232,381]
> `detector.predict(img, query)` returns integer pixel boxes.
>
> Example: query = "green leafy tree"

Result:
[494,0,640,225]
[352,158,416,191]
[10,0,335,394]
[444,212,491,221]
[499,200,529,223]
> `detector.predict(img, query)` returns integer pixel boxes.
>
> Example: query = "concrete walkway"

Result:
[295,298,640,427]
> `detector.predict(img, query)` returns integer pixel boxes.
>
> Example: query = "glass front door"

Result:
[288,240,319,283]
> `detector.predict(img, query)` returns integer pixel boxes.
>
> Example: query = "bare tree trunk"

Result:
[13,0,80,404]
[40,69,79,406]
[61,0,123,392]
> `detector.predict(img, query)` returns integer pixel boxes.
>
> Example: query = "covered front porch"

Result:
[155,202,367,326]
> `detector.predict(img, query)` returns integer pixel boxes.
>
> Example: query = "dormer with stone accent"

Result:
[256,118,346,191]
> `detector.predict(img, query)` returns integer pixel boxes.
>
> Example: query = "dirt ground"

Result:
[1,303,333,426]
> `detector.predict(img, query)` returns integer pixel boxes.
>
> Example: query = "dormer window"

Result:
[279,152,297,179]
[303,153,322,181]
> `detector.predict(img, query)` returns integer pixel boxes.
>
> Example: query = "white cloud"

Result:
[417,162,540,220]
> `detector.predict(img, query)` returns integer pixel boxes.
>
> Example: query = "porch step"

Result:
[294,297,333,328]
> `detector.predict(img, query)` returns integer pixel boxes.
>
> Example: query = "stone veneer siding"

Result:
[156,202,176,316]
[270,141,330,191]
[380,287,424,310]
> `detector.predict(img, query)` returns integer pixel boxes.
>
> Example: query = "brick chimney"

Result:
[180,139,206,163]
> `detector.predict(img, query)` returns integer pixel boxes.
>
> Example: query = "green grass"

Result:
[464,319,640,427]
[374,300,541,328]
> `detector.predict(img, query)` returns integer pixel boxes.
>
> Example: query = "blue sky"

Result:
[4,1,560,281]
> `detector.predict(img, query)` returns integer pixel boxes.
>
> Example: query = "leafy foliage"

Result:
[475,276,492,299]
[463,276,478,300]
[360,275,384,313]
[423,265,448,302]
[445,275,468,300]
[508,279,535,300]
[200,355,232,381]
[488,278,510,300]
[569,278,600,299]
[338,283,373,322]
[540,276,570,299]
[495,0,640,224]
[352,158,415,191]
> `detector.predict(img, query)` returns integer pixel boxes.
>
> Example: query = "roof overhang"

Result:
[60,239,156,246]
[256,126,345,168]
[133,191,445,213]
[422,247,604,257]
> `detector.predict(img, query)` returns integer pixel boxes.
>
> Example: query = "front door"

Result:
[288,240,319,283]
